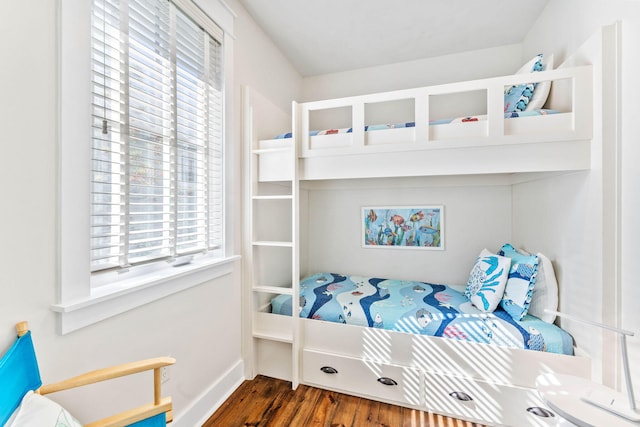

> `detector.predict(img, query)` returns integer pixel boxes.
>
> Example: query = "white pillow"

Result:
[526,252,559,323]
[525,54,555,111]
[8,391,82,427]
[465,249,510,312]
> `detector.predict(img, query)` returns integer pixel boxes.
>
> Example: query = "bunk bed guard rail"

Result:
[296,65,592,158]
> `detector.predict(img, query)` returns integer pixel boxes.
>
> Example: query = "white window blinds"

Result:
[90,0,224,274]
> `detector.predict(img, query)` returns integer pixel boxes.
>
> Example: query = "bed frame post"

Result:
[352,102,365,149]
[487,82,504,139]
[415,93,429,143]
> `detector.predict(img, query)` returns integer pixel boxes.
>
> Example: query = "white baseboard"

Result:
[172,359,245,427]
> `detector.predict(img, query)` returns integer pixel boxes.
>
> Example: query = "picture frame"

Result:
[362,206,444,250]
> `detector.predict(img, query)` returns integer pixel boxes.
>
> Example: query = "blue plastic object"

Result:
[0,331,43,426]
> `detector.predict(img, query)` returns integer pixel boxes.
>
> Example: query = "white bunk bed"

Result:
[257,65,592,182]
[244,43,602,426]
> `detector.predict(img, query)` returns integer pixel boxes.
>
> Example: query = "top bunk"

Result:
[250,56,594,182]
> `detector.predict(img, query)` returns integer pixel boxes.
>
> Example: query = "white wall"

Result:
[301,44,527,130]
[231,0,302,115]
[301,44,525,102]
[511,171,602,376]
[518,0,640,392]
[303,177,512,286]
[227,0,303,262]
[512,24,611,383]
[0,1,301,425]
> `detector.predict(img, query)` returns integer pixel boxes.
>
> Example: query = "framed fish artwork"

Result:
[362,206,444,250]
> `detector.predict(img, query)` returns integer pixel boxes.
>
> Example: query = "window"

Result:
[56,0,235,333]
[91,0,223,275]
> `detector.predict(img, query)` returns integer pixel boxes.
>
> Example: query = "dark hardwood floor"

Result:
[204,375,486,427]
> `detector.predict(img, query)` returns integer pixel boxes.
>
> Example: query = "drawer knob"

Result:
[449,391,473,401]
[320,366,338,374]
[377,377,398,386]
[527,407,555,418]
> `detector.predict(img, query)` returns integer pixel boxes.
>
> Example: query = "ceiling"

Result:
[238,0,549,77]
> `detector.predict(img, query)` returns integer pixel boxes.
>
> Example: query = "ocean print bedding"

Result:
[271,272,574,355]
[271,109,560,139]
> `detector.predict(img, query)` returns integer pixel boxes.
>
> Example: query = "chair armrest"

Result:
[12,322,175,427]
[84,397,172,427]
[39,357,176,395]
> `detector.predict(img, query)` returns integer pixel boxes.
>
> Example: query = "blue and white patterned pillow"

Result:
[504,54,544,113]
[465,249,510,312]
[504,83,536,113]
[499,243,539,320]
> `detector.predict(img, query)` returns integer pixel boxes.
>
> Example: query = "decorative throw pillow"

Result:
[525,54,555,111]
[504,54,544,113]
[499,243,539,320]
[465,249,510,312]
[504,83,536,113]
[508,247,559,323]
[526,252,559,323]
[7,391,82,427]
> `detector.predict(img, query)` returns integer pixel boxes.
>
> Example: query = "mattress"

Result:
[271,272,574,355]
[271,109,560,139]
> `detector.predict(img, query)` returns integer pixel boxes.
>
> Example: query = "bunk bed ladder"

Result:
[243,86,300,388]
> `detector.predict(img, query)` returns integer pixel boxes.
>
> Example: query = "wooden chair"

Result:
[0,321,176,427]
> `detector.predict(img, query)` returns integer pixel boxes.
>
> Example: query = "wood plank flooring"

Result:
[204,375,486,427]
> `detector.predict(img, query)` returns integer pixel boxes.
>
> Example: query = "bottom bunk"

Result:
[265,261,591,426]
[272,273,573,355]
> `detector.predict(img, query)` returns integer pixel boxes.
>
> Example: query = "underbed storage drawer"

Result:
[303,348,563,427]
[424,371,560,427]
[302,349,422,407]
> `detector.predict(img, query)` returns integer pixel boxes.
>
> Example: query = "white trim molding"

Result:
[172,359,245,427]
[52,256,240,334]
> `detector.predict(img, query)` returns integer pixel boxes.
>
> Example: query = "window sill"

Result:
[51,255,241,334]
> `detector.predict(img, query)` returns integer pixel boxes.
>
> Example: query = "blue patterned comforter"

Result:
[271,273,574,355]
